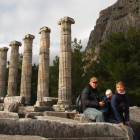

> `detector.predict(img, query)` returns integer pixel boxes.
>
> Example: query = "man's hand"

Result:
[99,101,105,107]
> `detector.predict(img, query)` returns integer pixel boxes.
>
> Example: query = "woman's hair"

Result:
[116,81,125,88]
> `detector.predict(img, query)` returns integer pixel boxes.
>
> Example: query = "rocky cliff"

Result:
[86,0,140,51]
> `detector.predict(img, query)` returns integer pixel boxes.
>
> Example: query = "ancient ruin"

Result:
[0,12,139,139]
[37,26,51,102]
[54,16,75,110]
[7,41,21,96]
[0,47,9,97]
[20,34,35,104]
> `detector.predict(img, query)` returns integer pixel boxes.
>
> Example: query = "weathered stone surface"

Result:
[4,96,25,112]
[37,26,51,101]
[34,106,54,112]
[0,135,131,140]
[80,114,95,123]
[0,111,19,118]
[7,102,19,112]
[0,47,9,97]
[35,101,46,106]
[0,103,4,111]
[43,97,58,107]
[129,106,140,140]
[44,111,76,119]
[0,118,133,139]
[20,34,35,105]
[0,97,4,103]
[86,0,140,51]
[0,135,48,140]
[7,41,21,96]
[57,17,75,110]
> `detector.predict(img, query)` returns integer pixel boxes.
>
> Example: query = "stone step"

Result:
[44,111,76,119]
[74,117,80,121]
[0,135,127,140]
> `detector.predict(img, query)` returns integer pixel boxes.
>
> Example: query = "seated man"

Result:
[81,77,106,122]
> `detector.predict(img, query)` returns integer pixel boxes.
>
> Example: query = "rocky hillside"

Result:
[86,0,140,51]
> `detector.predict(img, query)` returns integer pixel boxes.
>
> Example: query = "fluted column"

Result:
[57,16,75,108]
[7,41,21,96]
[0,47,9,97]
[37,26,51,101]
[20,34,35,104]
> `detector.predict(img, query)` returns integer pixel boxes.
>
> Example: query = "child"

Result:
[103,89,113,122]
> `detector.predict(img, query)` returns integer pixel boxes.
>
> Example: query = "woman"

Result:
[109,81,137,140]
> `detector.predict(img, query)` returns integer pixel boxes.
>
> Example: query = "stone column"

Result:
[0,47,9,97]
[57,16,75,108]
[37,26,51,102]
[20,34,35,104]
[7,41,21,96]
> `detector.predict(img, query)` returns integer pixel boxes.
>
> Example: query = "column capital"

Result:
[38,26,51,34]
[23,34,35,40]
[58,16,75,25]
[9,41,22,46]
[0,47,9,51]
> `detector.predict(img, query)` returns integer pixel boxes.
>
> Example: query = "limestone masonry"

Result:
[0,47,9,97]
[56,16,75,109]
[7,41,21,96]
[20,34,35,104]
[37,26,51,102]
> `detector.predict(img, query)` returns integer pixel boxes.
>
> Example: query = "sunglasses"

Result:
[93,82,98,84]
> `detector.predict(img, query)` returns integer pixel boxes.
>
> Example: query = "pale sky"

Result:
[0,0,117,66]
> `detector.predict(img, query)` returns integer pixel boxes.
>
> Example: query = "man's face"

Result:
[90,81,98,89]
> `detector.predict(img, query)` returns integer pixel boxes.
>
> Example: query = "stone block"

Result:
[0,97,4,103]
[44,111,75,119]
[33,106,54,112]
[0,111,19,118]
[35,101,46,107]
[18,106,34,112]
[4,96,25,112]
[0,118,133,139]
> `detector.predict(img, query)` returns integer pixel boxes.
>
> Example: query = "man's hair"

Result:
[116,81,125,88]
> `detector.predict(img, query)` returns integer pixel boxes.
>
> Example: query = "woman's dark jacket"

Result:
[110,92,129,123]
[81,85,100,112]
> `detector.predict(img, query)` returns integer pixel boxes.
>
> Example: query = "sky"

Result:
[0,0,117,66]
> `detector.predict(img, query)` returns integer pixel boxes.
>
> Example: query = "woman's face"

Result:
[116,84,125,93]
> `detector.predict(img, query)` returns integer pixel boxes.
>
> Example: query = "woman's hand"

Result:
[125,121,130,126]
[119,122,124,125]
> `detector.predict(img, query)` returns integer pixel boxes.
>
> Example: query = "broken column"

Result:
[0,47,9,97]
[7,41,21,96]
[20,34,35,105]
[37,26,51,102]
[57,16,75,109]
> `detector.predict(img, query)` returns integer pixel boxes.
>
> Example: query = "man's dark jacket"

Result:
[81,85,100,112]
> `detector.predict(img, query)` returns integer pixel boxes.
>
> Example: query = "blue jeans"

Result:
[84,107,108,122]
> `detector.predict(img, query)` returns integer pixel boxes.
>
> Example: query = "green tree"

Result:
[71,38,86,103]
[49,56,59,97]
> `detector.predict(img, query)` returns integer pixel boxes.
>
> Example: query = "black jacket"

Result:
[81,85,100,112]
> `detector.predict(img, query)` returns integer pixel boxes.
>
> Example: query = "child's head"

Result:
[105,89,113,98]
[116,81,125,93]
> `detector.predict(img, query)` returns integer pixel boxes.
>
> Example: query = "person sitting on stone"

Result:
[103,89,113,122]
[103,89,113,109]
[81,77,107,122]
[109,81,137,140]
